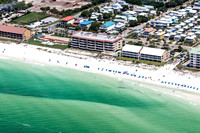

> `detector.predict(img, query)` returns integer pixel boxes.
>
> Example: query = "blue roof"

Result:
[104,21,116,27]
[144,5,154,9]
[80,21,94,25]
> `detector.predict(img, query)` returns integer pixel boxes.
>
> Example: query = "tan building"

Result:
[71,32,123,52]
[140,47,170,62]
[0,24,31,41]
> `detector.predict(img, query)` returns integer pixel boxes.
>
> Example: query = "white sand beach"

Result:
[0,41,200,97]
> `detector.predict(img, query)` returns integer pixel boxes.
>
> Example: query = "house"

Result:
[135,6,149,13]
[138,13,148,17]
[112,3,123,12]
[60,16,75,27]
[122,45,142,59]
[118,1,128,6]
[140,47,169,62]
[128,17,137,22]
[0,24,31,41]
[113,19,126,24]
[142,28,156,38]
[164,33,170,41]
[115,15,127,20]
[100,6,113,13]
[144,5,154,10]
[115,22,126,30]
[122,11,137,18]
[80,21,94,28]
[73,18,84,27]
[90,12,102,20]
[156,32,165,39]
[194,0,200,10]
[174,35,181,42]
[100,21,116,31]
[149,10,156,16]
[185,35,196,43]
[133,28,143,37]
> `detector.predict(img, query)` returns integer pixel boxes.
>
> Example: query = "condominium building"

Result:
[0,24,31,41]
[122,45,142,59]
[189,47,200,68]
[70,32,123,52]
[140,47,169,62]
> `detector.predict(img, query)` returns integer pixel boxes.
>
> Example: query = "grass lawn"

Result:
[117,56,165,66]
[138,60,165,66]
[10,12,50,25]
[116,57,137,62]
[27,37,69,50]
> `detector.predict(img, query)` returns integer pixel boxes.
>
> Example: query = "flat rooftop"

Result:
[141,47,166,56]
[190,47,200,54]
[122,45,142,53]
[71,32,122,43]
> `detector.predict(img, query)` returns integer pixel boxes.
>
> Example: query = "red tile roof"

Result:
[60,16,75,21]
[0,24,27,34]
[144,27,156,32]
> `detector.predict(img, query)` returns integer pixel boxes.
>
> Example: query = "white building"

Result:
[100,21,116,32]
[100,6,113,13]
[90,12,102,20]
[122,45,142,59]
[189,47,200,68]
[140,47,169,62]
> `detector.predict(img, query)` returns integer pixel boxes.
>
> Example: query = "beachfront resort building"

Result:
[59,16,75,27]
[122,45,142,59]
[189,47,200,68]
[0,24,31,41]
[140,47,170,62]
[70,32,123,52]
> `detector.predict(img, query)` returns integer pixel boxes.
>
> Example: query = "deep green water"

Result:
[0,58,200,133]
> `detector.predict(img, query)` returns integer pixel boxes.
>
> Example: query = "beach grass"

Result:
[10,12,50,25]
[117,57,165,66]
[116,57,137,62]
[138,60,165,66]
[27,37,69,50]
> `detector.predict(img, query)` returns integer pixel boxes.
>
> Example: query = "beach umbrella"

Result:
[175,83,177,85]
[193,87,195,89]
[168,82,170,84]
[138,76,141,78]
[118,71,121,73]
[161,81,164,83]
[142,76,144,78]
[178,84,180,86]
[187,86,189,88]
[134,74,136,77]
[165,82,167,84]
[171,83,173,85]
[109,70,112,72]
[184,85,186,87]
[197,88,199,90]
[190,86,192,88]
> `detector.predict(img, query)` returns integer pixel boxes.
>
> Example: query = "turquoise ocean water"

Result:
[0,58,200,133]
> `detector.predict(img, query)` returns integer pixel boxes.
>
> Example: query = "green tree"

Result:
[129,20,138,27]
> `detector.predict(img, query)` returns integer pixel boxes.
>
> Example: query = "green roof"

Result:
[190,47,200,54]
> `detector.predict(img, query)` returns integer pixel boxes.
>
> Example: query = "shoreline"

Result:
[0,42,200,101]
